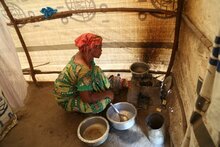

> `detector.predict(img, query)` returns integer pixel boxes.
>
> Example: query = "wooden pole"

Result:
[22,69,166,75]
[8,7,176,25]
[165,0,185,77]
[0,0,37,85]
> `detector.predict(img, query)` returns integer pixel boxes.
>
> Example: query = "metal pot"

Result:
[106,102,137,130]
[77,116,109,146]
[130,62,150,78]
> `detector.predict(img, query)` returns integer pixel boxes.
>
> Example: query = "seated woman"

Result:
[53,33,114,114]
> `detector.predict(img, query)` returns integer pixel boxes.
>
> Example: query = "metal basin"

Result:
[77,116,109,146]
[106,102,137,130]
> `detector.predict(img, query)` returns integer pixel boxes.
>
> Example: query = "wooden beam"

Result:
[0,0,38,85]
[8,7,176,25]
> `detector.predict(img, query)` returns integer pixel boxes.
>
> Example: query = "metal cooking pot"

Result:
[130,62,150,78]
[106,102,137,130]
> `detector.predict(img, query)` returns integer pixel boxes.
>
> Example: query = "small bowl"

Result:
[77,116,109,146]
[106,102,137,130]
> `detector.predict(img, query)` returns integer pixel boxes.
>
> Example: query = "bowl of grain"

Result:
[106,102,137,130]
[77,116,109,146]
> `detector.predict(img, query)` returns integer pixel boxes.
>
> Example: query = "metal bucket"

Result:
[145,113,165,145]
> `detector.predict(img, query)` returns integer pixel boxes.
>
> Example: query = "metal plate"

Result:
[163,75,172,91]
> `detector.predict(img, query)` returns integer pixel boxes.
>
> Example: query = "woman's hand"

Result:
[104,90,114,101]
[79,90,114,103]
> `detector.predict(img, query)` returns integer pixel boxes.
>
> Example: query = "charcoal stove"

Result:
[127,62,161,108]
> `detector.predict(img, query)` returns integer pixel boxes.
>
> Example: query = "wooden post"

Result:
[0,0,37,85]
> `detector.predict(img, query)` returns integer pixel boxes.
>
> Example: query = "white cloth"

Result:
[0,12,28,109]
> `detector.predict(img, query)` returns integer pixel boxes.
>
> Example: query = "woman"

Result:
[53,33,114,113]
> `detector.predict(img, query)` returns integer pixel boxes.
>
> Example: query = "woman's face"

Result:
[91,43,102,58]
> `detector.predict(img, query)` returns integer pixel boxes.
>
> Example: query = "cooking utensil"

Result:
[130,62,150,78]
[145,113,165,145]
[163,75,172,91]
[110,103,128,122]
[77,116,109,146]
[160,75,173,99]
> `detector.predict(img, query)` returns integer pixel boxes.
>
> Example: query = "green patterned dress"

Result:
[53,56,111,113]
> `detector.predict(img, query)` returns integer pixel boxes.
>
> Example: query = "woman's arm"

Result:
[79,90,114,103]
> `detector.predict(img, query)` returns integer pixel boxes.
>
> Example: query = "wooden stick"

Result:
[22,70,126,74]
[22,69,166,75]
[8,7,176,25]
[166,0,184,77]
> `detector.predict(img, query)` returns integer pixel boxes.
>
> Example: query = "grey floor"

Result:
[0,82,171,147]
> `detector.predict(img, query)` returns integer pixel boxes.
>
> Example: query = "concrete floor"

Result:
[0,82,174,147]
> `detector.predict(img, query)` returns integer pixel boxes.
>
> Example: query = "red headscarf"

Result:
[75,33,102,52]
